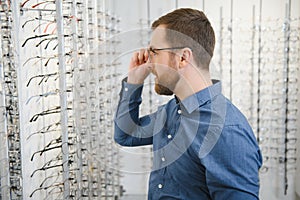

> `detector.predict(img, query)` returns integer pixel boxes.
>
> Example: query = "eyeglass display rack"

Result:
[216,0,299,199]
[0,1,23,200]
[0,0,122,199]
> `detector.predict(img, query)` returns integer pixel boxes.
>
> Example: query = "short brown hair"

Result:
[152,8,215,70]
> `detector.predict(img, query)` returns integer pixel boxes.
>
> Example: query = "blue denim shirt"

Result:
[114,79,262,200]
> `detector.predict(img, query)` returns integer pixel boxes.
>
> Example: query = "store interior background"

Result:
[0,0,299,199]
[111,0,300,199]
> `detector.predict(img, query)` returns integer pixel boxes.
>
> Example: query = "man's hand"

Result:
[127,49,152,84]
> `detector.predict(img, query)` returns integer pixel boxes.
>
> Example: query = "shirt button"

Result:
[161,157,166,162]
[158,184,163,189]
[177,109,182,114]
[124,87,128,92]
[167,134,172,139]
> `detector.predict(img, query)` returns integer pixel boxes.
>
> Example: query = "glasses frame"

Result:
[147,46,186,62]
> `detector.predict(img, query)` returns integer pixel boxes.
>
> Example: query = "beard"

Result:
[154,83,174,95]
[153,56,179,96]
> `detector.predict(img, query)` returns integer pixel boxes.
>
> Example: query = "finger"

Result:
[132,52,139,64]
[137,50,143,64]
[138,49,146,64]
[133,52,141,64]
[129,52,139,69]
[144,49,149,62]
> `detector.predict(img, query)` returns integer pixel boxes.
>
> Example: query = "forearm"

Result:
[114,78,153,146]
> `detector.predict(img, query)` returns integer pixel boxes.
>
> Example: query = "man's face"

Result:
[149,26,180,96]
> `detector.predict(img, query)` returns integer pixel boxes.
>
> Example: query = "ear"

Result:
[179,48,192,68]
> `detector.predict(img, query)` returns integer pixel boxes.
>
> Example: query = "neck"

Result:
[173,68,212,101]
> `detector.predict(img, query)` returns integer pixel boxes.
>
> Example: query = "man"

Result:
[114,8,262,200]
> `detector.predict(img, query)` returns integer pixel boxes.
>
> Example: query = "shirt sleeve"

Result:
[114,78,155,146]
[202,125,262,200]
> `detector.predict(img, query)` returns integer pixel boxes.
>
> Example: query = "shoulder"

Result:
[192,96,260,161]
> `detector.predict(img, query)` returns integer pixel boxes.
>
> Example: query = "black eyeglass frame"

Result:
[147,46,187,62]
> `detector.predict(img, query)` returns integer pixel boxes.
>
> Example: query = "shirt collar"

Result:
[176,80,222,114]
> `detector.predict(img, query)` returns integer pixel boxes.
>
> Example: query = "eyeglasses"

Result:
[147,46,186,62]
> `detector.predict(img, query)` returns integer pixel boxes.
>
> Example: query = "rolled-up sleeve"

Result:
[114,78,155,146]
